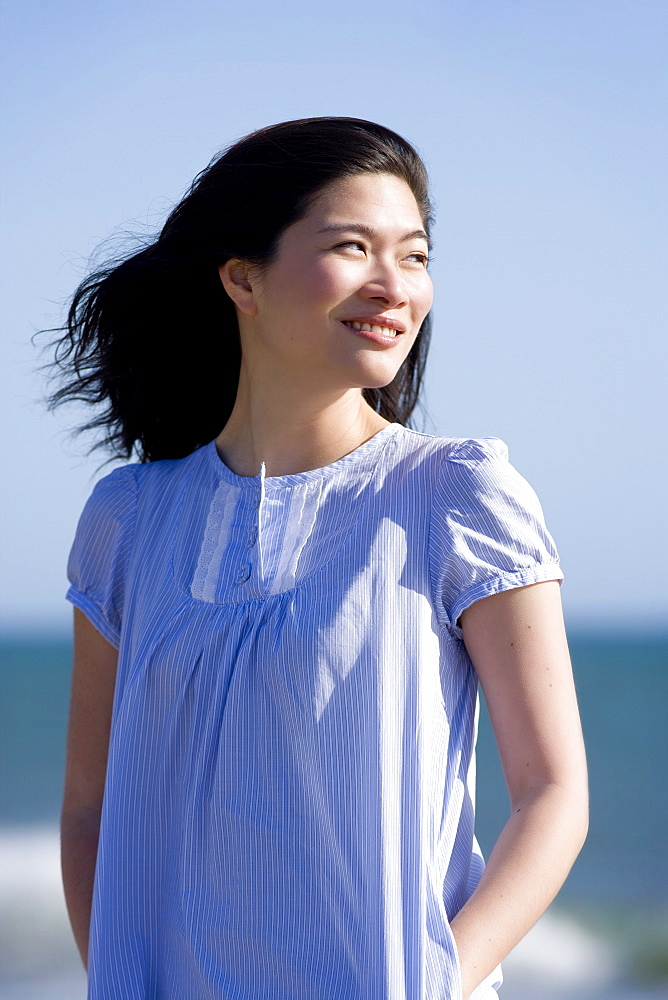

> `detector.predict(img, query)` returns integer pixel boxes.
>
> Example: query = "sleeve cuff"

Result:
[65,585,121,649]
[448,565,564,640]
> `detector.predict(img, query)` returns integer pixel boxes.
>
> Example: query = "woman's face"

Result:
[242,172,434,393]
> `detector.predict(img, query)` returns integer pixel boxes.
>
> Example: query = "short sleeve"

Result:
[66,465,139,648]
[429,438,563,639]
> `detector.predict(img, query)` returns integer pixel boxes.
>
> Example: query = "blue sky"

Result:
[1,0,666,631]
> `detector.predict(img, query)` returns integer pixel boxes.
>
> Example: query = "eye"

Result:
[405,252,429,266]
[334,241,366,252]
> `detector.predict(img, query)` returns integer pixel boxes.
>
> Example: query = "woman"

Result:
[56,117,588,999]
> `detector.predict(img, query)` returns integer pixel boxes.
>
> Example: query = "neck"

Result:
[215,382,390,479]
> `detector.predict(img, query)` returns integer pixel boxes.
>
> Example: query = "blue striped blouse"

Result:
[66,424,563,1000]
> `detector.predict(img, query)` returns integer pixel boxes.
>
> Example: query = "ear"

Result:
[218,259,258,316]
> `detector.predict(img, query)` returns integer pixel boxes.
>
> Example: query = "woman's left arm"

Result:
[451,579,589,999]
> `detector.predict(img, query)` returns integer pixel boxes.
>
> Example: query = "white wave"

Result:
[0,971,87,1000]
[0,825,84,987]
[502,908,621,990]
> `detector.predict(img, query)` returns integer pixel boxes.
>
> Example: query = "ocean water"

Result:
[1,631,666,998]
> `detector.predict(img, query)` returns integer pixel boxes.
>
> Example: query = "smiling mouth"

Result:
[342,321,403,339]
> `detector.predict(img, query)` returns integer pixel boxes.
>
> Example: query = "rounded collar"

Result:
[207,422,403,488]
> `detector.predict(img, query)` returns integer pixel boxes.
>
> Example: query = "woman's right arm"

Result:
[61,606,119,968]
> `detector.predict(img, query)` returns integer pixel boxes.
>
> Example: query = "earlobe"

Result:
[218,260,258,316]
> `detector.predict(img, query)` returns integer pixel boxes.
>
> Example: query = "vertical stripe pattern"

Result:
[66,424,563,999]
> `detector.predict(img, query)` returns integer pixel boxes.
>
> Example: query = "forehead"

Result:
[302,172,424,230]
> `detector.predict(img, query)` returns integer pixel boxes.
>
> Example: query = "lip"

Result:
[340,320,405,346]
[341,315,406,333]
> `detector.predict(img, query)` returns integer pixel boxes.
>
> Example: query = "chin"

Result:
[356,364,406,389]
[333,352,408,391]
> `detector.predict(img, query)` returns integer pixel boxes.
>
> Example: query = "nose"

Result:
[361,261,408,309]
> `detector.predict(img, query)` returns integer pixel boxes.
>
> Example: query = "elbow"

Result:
[513,777,589,863]
[574,790,589,854]
[572,762,590,853]
[559,778,589,864]
[558,771,589,861]
[60,804,103,852]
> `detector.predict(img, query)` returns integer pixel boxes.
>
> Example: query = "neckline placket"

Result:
[190,423,403,604]
[257,460,266,584]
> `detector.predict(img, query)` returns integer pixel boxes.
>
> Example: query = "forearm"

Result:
[450,781,588,999]
[60,806,101,968]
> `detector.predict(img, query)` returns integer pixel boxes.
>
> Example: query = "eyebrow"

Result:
[317,223,431,249]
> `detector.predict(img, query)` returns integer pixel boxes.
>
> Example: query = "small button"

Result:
[246,528,258,548]
[254,495,262,509]
[236,564,251,584]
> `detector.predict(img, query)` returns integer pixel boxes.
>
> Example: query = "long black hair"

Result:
[48,117,434,462]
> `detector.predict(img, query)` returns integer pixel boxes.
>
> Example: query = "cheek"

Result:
[273,260,345,310]
[303,260,351,303]
[414,276,434,320]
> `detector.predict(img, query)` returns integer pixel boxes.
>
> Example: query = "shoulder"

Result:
[73,446,212,545]
[394,427,507,463]
[431,435,548,522]
[442,436,509,465]
[77,464,139,530]
[91,444,211,503]
[425,433,553,538]
[387,429,519,507]
[395,428,511,481]
[422,435,536,498]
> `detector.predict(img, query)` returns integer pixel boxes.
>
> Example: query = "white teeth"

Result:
[347,321,398,338]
